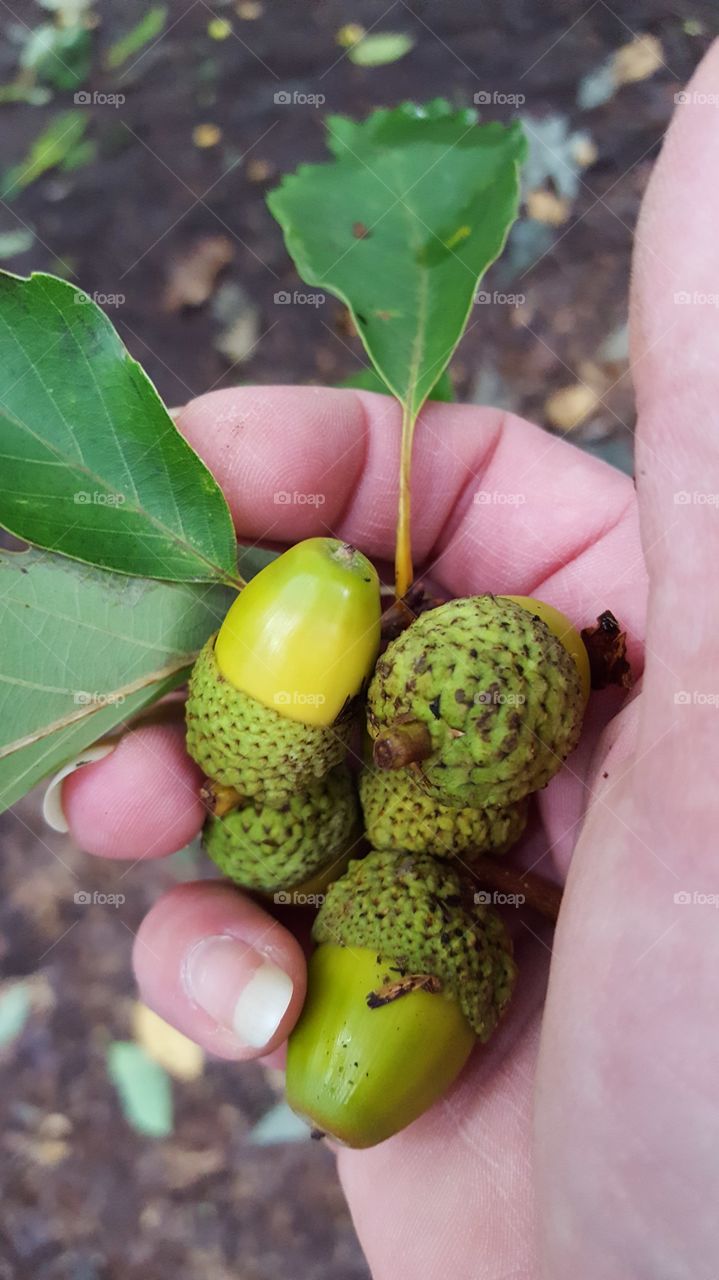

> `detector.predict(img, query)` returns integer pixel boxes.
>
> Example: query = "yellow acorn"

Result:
[186,538,381,804]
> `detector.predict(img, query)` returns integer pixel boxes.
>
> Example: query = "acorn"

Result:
[204,763,361,895]
[185,538,381,804]
[366,595,584,809]
[358,765,528,859]
[285,850,516,1147]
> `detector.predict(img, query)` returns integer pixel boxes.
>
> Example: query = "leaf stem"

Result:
[395,401,416,600]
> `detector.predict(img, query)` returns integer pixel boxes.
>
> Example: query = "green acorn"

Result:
[185,538,381,805]
[366,595,584,808]
[286,850,515,1147]
[204,764,361,895]
[359,766,528,859]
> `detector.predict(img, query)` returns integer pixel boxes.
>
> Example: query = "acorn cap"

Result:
[358,765,528,859]
[367,594,584,808]
[186,636,350,804]
[204,764,361,894]
[312,849,515,1040]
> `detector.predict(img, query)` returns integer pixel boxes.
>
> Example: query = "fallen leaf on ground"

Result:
[164,235,234,311]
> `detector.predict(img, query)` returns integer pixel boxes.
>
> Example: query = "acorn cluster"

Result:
[185,539,588,1147]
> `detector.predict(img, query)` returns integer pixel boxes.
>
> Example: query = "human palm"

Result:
[58,48,719,1279]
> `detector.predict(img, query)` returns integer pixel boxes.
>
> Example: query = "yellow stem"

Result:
[394,401,416,601]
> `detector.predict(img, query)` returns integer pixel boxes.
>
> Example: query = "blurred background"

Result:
[0,1,717,1276]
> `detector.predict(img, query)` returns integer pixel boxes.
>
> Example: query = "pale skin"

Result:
[58,44,719,1279]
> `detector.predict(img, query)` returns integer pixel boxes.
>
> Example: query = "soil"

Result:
[0,1,717,1277]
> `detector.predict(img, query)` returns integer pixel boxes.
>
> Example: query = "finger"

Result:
[631,38,719,743]
[61,722,205,859]
[176,386,645,648]
[132,881,306,1061]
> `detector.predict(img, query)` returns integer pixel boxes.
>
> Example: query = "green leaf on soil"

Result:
[268,101,525,594]
[347,32,414,67]
[0,271,238,583]
[105,6,168,71]
[107,1041,173,1138]
[248,1102,311,1145]
[21,22,92,91]
[2,113,88,200]
[0,548,236,813]
[0,983,31,1048]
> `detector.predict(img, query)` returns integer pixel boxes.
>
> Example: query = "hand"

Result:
[54,45,719,1279]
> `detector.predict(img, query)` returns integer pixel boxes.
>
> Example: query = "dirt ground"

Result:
[1,1,717,1277]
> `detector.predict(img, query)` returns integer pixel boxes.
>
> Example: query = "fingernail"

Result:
[184,936,293,1050]
[42,743,117,832]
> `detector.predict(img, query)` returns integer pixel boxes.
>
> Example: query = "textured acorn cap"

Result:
[367,595,584,808]
[186,637,350,804]
[359,766,528,859]
[204,764,361,893]
[313,849,515,1040]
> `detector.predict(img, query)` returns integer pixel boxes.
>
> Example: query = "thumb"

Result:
[630,39,719,754]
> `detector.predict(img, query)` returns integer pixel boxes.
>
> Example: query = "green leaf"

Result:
[248,1102,311,1145]
[0,983,31,1048]
[107,1041,173,1138]
[268,103,525,593]
[0,548,234,813]
[269,106,525,420]
[347,32,414,67]
[105,6,167,71]
[21,22,92,91]
[2,113,88,200]
[0,272,238,582]
[340,365,454,401]
[0,229,35,259]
